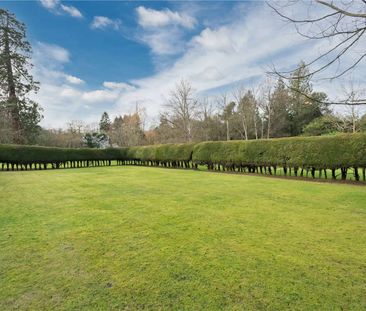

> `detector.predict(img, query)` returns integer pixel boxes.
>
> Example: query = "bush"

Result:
[302,115,341,136]
[192,134,366,179]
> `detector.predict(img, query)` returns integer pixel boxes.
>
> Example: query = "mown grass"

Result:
[0,166,365,310]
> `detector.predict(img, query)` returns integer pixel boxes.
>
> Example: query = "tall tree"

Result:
[99,111,111,132]
[0,9,42,144]
[288,62,328,135]
[269,78,291,138]
[164,79,198,142]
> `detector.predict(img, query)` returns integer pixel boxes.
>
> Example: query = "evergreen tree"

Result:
[99,111,111,132]
[288,62,328,136]
[0,9,42,144]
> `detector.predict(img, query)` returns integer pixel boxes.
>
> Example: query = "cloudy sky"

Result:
[3,0,366,128]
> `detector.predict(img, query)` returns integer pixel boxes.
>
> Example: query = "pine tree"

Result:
[99,111,111,132]
[288,61,327,136]
[0,9,42,144]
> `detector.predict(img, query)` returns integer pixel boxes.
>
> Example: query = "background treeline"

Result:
[1,133,365,182]
[17,63,365,149]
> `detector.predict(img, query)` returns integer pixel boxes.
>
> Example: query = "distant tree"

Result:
[221,100,236,140]
[99,111,111,132]
[164,79,199,142]
[0,9,42,144]
[360,114,366,132]
[67,120,84,134]
[109,111,145,147]
[303,115,342,136]
[0,106,13,143]
[288,62,329,136]
[83,132,110,148]
[197,97,224,141]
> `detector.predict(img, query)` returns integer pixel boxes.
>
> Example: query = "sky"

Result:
[2,0,366,128]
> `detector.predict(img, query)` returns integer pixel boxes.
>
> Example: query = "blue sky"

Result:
[2,1,365,127]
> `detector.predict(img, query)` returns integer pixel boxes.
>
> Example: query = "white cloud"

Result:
[192,27,235,52]
[135,6,196,55]
[35,42,70,63]
[139,28,185,55]
[65,75,84,85]
[39,0,83,18]
[81,89,118,103]
[91,16,121,30]
[60,4,83,18]
[39,0,59,10]
[136,6,196,29]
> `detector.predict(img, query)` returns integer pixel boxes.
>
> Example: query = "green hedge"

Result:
[0,143,194,166]
[0,135,365,181]
[0,144,128,164]
[125,143,194,162]
[192,134,366,169]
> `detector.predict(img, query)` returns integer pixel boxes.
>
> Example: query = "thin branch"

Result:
[316,0,366,18]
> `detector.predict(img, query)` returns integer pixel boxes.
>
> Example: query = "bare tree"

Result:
[269,0,366,106]
[258,77,275,139]
[340,78,365,132]
[67,120,85,134]
[164,79,199,142]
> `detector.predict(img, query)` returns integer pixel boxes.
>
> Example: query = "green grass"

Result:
[0,167,365,310]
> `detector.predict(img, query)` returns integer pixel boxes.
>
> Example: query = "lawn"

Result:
[0,167,365,310]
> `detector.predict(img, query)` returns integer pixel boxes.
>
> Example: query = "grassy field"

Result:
[0,167,365,310]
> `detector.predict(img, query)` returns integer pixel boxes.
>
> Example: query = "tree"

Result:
[303,115,342,136]
[197,97,224,142]
[0,9,42,144]
[288,62,329,135]
[164,79,198,142]
[99,111,111,132]
[83,132,110,149]
[109,111,145,147]
[360,114,366,132]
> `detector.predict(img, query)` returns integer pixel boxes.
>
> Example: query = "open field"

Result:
[0,167,365,310]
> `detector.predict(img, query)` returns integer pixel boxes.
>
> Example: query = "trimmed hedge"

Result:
[192,134,366,180]
[0,134,365,181]
[0,143,194,170]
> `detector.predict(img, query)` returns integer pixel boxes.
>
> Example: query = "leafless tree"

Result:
[258,77,275,139]
[164,79,199,142]
[269,0,366,106]
[340,78,366,132]
[67,120,85,134]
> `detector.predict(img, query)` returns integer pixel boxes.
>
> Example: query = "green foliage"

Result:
[288,62,329,136]
[0,144,126,164]
[0,9,42,144]
[125,143,194,162]
[0,142,194,165]
[302,115,341,136]
[192,134,366,169]
[99,112,111,132]
[1,134,365,173]
[360,114,366,132]
[83,132,110,148]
